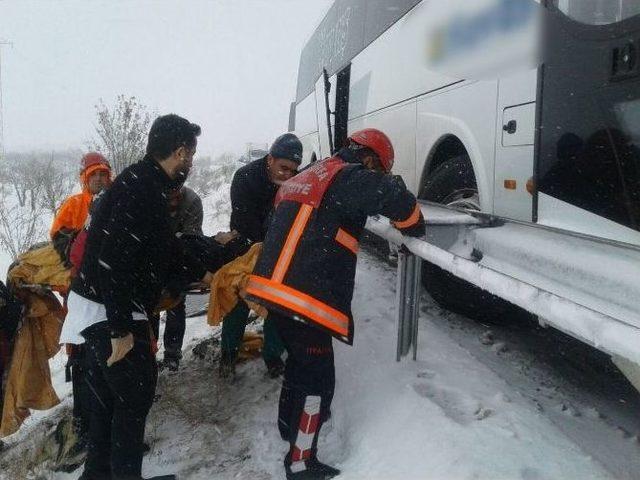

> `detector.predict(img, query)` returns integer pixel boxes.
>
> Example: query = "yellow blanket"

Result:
[207,243,267,326]
[1,291,63,437]
[1,244,66,437]
[8,243,71,293]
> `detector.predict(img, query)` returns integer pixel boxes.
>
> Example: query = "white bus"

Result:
[288,0,640,374]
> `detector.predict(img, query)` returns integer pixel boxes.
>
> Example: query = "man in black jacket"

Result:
[246,128,425,480]
[218,133,301,379]
[70,114,212,480]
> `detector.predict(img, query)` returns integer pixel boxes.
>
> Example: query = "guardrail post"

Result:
[396,248,422,361]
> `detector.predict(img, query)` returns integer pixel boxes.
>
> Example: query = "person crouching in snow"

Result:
[67,114,214,480]
[218,133,302,380]
[246,128,425,479]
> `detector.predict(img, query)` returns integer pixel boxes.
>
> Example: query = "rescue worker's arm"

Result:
[229,171,265,243]
[346,170,425,237]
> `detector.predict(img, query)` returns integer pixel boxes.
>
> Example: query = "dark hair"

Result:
[146,114,201,161]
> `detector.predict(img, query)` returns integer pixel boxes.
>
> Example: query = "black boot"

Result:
[285,457,340,480]
[159,356,180,372]
[218,349,237,380]
[78,470,111,480]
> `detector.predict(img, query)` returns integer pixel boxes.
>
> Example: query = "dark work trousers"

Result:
[149,299,186,360]
[221,300,285,363]
[68,345,92,444]
[270,311,335,465]
[82,321,157,479]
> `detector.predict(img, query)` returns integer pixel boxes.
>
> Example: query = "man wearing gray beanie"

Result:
[219,133,303,380]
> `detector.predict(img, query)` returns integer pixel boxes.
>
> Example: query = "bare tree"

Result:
[91,95,151,174]
[0,187,46,260]
[187,152,238,197]
[0,151,75,214]
[0,152,42,208]
[0,150,78,259]
[36,152,75,215]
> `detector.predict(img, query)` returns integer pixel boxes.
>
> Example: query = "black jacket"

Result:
[169,186,203,235]
[71,155,206,335]
[246,148,424,344]
[230,156,279,244]
[0,280,22,341]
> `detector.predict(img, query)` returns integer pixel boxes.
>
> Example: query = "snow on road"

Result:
[2,251,638,479]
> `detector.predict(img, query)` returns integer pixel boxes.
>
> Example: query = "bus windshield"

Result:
[554,0,640,25]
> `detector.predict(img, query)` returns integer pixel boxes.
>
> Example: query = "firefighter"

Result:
[246,128,425,479]
[218,133,301,379]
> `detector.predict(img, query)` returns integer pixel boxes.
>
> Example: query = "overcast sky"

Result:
[0,0,332,157]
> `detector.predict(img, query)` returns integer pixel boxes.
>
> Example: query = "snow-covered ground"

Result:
[2,159,639,479]
[3,249,640,479]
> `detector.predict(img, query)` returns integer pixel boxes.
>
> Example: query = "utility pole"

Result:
[0,40,12,160]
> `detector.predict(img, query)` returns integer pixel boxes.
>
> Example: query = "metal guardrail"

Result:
[395,250,422,361]
[368,202,640,368]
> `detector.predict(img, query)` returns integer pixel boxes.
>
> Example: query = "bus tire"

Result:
[421,156,527,324]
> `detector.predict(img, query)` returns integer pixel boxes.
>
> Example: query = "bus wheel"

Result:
[421,155,528,324]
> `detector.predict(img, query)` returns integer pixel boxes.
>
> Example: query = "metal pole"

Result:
[396,249,422,361]
[411,255,422,361]
[396,250,408,361]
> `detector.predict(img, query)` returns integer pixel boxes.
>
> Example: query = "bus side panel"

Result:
[415,81,499,213]
[348,1,459,121]
[348,101,418,192]
[493,69,538,221]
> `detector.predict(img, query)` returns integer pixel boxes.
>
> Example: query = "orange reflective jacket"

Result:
[50,164,111,239]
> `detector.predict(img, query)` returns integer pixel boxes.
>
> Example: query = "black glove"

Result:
[51,228,79,268]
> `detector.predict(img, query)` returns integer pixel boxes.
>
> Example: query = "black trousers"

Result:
[82,321,157,479]
[270,312,335,465]
[149,300,186,359]
[69,345,92,443]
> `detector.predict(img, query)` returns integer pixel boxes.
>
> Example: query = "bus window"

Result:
[554,0,640,25]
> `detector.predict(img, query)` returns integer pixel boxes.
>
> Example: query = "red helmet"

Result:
[80,152,110,172]
[348,128,394,173]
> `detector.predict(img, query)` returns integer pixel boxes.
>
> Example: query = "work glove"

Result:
[107,332,134,367]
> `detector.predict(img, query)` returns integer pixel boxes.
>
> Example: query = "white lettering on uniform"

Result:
[282,182,311,196]
[315,164,329,182]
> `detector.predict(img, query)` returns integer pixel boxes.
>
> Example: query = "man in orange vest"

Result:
[50,152,112,266]
[50,151,111,454]
[246,128,425,479]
